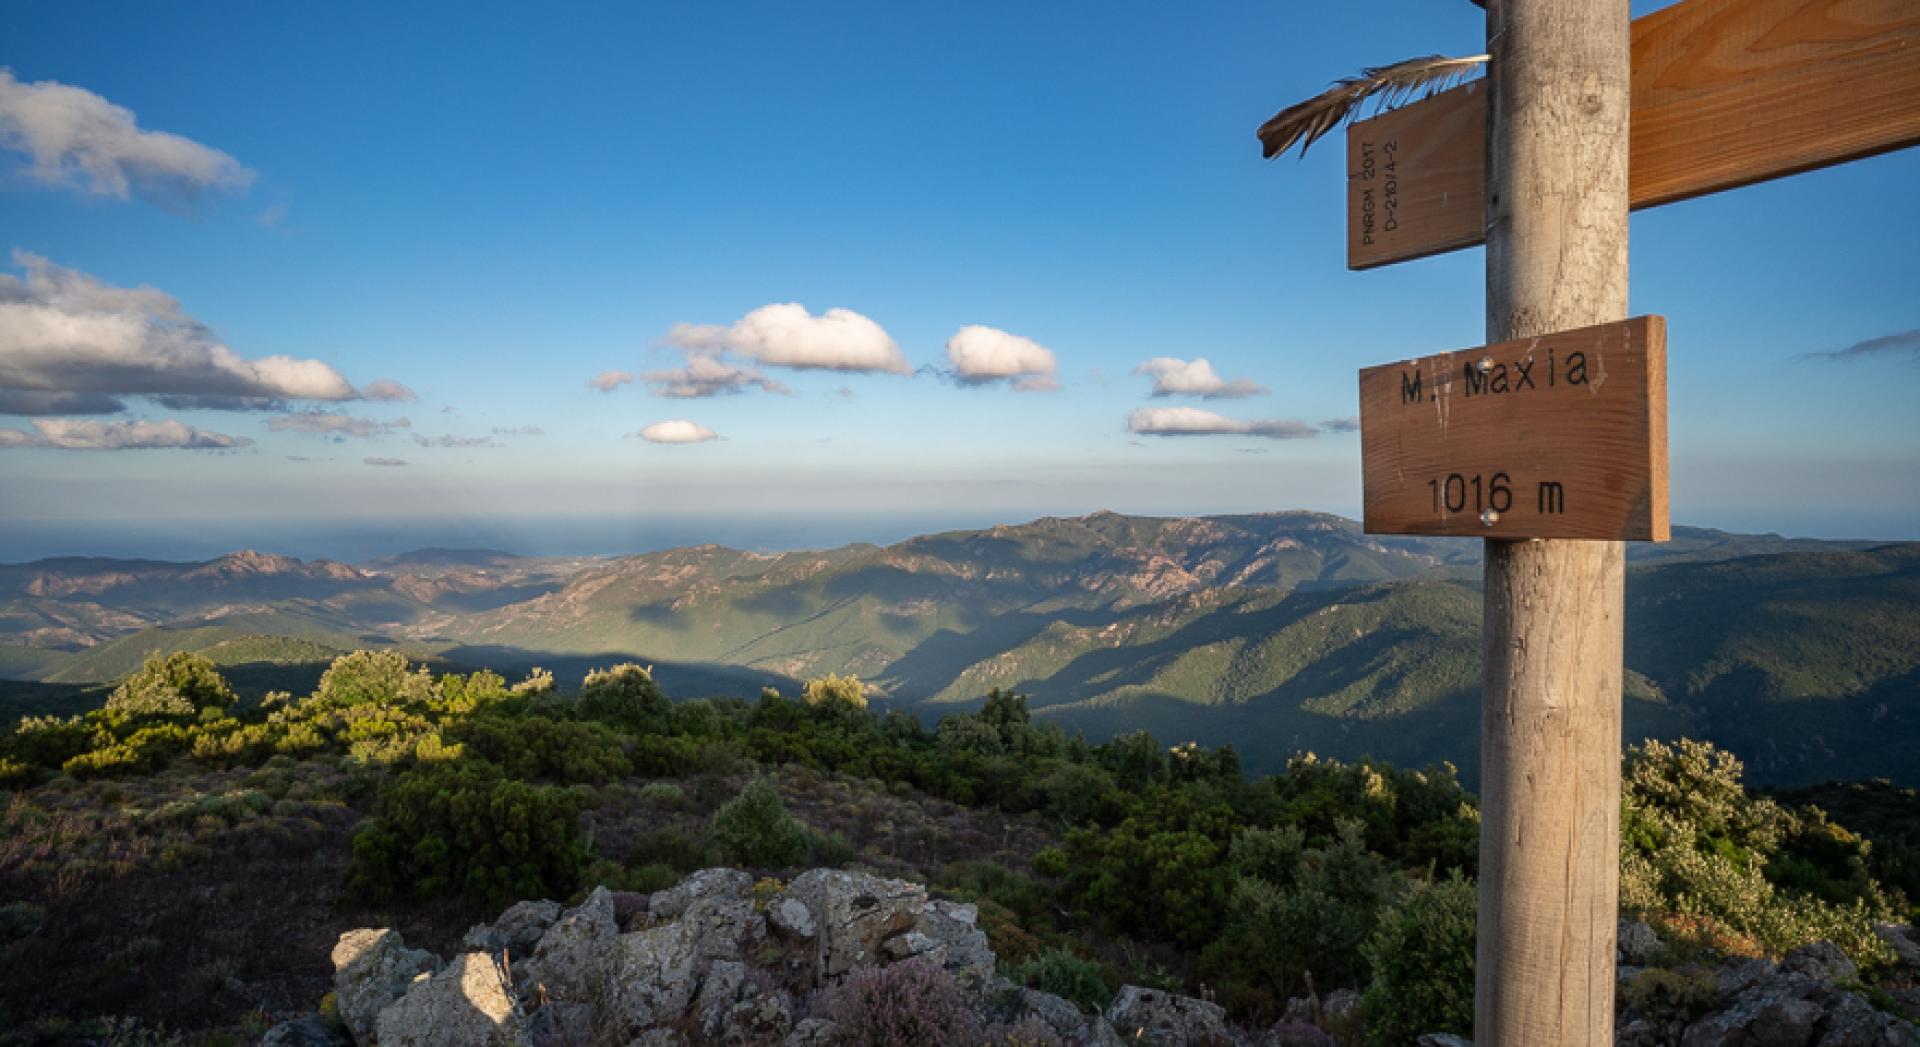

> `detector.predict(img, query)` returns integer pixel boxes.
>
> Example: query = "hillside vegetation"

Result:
[2,651,1914,1044]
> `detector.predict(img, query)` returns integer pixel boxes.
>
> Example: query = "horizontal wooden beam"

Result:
[1345,0,1920,269]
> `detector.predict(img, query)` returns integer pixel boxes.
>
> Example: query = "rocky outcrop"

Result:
[329,928,440,1046]
[318,867,1237,1047]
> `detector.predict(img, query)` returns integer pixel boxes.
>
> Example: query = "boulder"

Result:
[525,1001,594,1046]
[1875,923,1920,969]
[769,896,816,940]
[523,887,618,999]
[599,918,702,1032]
[784,1017,841,1047]
[462,899,563,958]
[373,951,529,1047]
[1104,984,1236,1046]
[1617,919,1662,966]
[779,869,927,981]
[259,1016,348,1047]
[1260,1021,1336,1047]
[1017,987,1091,1042]
[1680,974,1821,1047]
[1781,941,1858,985]
[678,895,769,965]
[1414,1036,1472,1047]
[649,867,753,920]
[1814,989,1920,1047]
[330,928,441,1047]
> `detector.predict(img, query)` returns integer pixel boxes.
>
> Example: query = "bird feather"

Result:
[1257,54,1489,160]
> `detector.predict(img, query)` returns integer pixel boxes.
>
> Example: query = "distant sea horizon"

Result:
[1,505,1914,565]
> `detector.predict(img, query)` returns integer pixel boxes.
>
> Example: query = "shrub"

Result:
[347,760,590,905]
[816,956,979,1047]
[1360,873,1476,1047]
[578,664,671,732]
[448,714,630,784]
[105,652,235,718]
[803,673,868,711]
[1002,948,1110,1014]
[709,779,811,868]
[315,650,438,708]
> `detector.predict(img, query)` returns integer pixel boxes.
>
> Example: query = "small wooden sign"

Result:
[1359,316,1669,541]
[1346,0,1920,269]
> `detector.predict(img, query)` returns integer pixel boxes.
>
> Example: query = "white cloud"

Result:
[0,417,250,450]
[1132,357,1266,399]
[493,425,544,436]
[411,433,496,448]
[588,369,634,392]
[1127,406,1316,439]
[633,420,719,444]
[664,303,909,374]
[362,378,417,402]
[0,70,253,210]
[946,325,1059,391]
[363,456,408,467]
[269,411,411,439]
[0,252,361,414]
[642,353,790,398]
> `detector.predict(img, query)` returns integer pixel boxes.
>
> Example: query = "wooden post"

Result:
[1476,0,1630,1043]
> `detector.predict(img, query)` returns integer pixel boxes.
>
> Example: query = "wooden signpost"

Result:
[1347,0,1920,269]
[1358,316,1668,541]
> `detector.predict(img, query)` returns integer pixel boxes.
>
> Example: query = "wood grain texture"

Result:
[1346,0,1920,269]
[1475,0,1632,1042]
[1358,317,1668,541]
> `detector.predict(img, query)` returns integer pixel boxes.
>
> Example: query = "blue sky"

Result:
[2,0,1916,558]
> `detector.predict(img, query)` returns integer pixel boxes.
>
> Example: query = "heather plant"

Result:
[708,778,811,868]
[1359,872,1476,1047]
[815,955,979,1047]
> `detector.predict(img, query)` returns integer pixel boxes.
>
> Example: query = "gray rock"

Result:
[1083,1019,1127,1047]
[1681,974,1822,1047]
[1018,987,1091,1042]
[373,951,529,1047]
[331,927,442,1047]
[1875,923,1920,969]
[649,868,753,920]
[600,918,701,1032]
[783,1017,841,1047]
[523,887,618,1000]
[693,959,750,1033]
[1815,989,1920,1047]
[1322,989,1360,1024]
[678,895,768,965]
[779,869,927,981]
[525,1001,594,1046]
[1415,1036,1472,1047]
[915,899,995,990]
[715,992,795,1044]
[463,899,564,957]
[769,897,815,939]
[1278,996,1317,1026]
[1781,941,1858,985]
[1715,957,1778,1002]
[1261,1022,1336,1047]
[1104,984,1235,1046]
[1618,919,1663,966]
[259,1016,348,1047]
[626,1030,684,1047]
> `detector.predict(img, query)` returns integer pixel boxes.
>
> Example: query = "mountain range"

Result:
[3,511,1914,787]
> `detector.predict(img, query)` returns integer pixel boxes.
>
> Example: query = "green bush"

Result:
[347,760,590,905]
[578,664,672,732]
[1361,873,1476,1047]
[802,673,868,711]
[708,778,810,868]
[315,650,438,708]
[1002,947,1111,1014]
[105,652,235,718]
[447,713,630,784]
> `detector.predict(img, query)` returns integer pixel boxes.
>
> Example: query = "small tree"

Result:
[106,652,235,718]
[709,778,810,868]
[578,663,671,731]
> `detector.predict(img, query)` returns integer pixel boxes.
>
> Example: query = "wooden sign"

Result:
[1358,316,1669,541]
[1347,0,1920,269]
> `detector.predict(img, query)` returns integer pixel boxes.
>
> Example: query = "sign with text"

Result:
[1346,0,1920,269]
[1358,316,1669,541]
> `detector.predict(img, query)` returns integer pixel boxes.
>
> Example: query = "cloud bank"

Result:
[946,325,1059,391]
[665,303,909,374]
[0,417,250,450]
[0,70,254,210]
[1133,357,1266,399]
[642,354,790,398]
[0,252,368,415]
[1128,406,1316,439]
[588,370,634,392]
[362,378,417,402]
[633,420,718,444]
[1319,416,1360,433]
[363,457,408,467]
